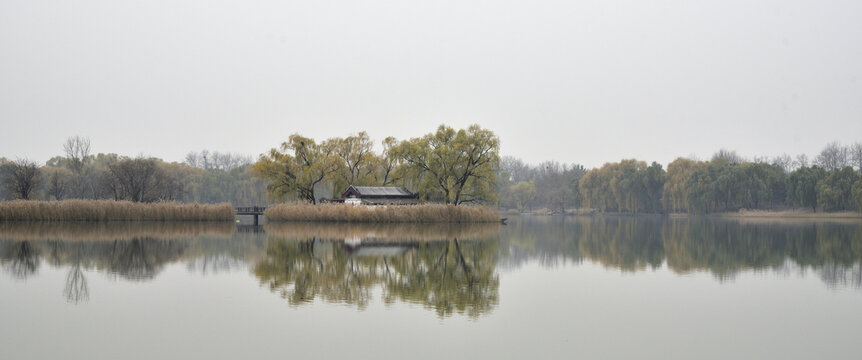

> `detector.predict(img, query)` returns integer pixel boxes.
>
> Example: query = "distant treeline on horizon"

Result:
[499,142,862,214]
[2,132,862,214]
[0,136,267,206]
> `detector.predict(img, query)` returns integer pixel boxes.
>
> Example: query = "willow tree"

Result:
[393,124,499,205]
[332,131,376,187]
[252,134,339,204]
[816,167,860,212]
[376,136,403,186]
[787,166,827,212]
[577,159,664,213]
[510,180,536,211]
[852,179,862,212]
[663,158,696,212]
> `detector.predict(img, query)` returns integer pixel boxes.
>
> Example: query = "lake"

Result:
[1,216,861,359]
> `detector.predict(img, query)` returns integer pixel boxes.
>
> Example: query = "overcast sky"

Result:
[1,0,860,168]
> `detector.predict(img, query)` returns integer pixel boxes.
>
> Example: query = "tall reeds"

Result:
[263,203,500,223]
[0,200,235,222]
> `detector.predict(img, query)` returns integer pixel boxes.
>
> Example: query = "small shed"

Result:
[340,185,419,205]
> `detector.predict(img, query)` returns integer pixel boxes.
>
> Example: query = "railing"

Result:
[235,206,266,214]
[235,206,266,225]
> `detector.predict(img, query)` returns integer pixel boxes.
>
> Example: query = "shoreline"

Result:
[3,200,858,223]
[264,203,501,223]
[504,208,862,221]
[708,210,862,220]
[0,200,235,222]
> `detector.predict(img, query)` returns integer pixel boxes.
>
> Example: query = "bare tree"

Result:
[107,157,159,202]
[500,156,531,182]
[2,159,41,200]
[752,155,770,164]
[96,169,123,200]
[184,152,199,168]
[149,168,183,201]
[185,150,252,171]
[794,153,809,169]
[47,169,72,200]
[106,157,181,202]
[212,152,251,170]
[712,149,745,164]
[814,141,850,171]
[771,153,794,173]
[63,136,91,174]
[200,149,211,169]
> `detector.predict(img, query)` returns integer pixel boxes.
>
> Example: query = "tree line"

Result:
[496,157,587,212]
[2,125,503,206]
[500,142,862,213]
[0,136,267,205]
[3,132,862,213]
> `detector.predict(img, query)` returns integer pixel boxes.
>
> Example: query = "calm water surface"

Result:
[1,216,861,360]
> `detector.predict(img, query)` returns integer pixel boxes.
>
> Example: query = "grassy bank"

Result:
[264,203,500,223]
[0,200,235,221]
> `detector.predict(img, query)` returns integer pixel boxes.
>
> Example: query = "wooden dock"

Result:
[235,206,266,225]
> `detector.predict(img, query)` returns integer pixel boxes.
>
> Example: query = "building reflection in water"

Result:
[254,223,501,318]
[2,218,861,313]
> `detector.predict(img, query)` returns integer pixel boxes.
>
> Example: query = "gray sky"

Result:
[1,0,861,168]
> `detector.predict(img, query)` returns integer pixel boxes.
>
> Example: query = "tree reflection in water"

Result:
[2,241,40,280]
[1,236,192,302]
[382,239,498,317]
[64,243,89,304]
[186,255,247,275]
[2,217,860,312]
[104,238,186,281]
[501,216,862,288]
[253,225,500,318]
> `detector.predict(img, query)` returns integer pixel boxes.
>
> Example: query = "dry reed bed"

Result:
[264,203,500,223]
[264,221,500,241]
[0,221,236,242]
[0,200,235,222]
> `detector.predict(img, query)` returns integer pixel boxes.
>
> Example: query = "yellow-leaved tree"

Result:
[393,124,499,205]
[251,134,340,204]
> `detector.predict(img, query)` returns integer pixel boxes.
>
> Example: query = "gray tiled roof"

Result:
[353,186,413,196]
